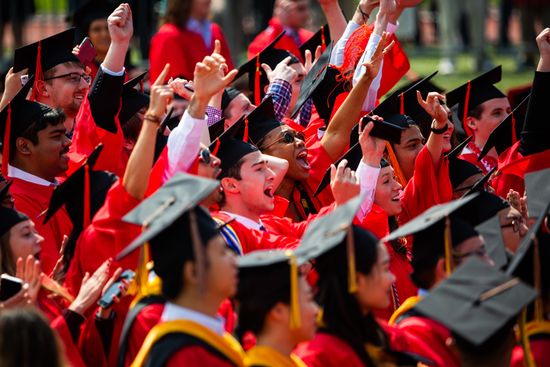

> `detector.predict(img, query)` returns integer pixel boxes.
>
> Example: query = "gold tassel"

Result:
[443,216,452,276]
[286,250,301,329]
[347,227,358,293]
[519,308,536,367]
[385,142,407,187]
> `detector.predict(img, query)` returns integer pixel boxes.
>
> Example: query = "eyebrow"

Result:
[251,160,267,168]
[49,127,67,135]
[405,137,422,144]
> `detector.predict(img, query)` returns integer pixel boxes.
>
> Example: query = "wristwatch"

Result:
[430,120,448,135]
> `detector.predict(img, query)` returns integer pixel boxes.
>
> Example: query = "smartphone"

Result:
[77,37,97,67]
[98,269,135,309]
[360,115,404,145]
[0,274,23,301]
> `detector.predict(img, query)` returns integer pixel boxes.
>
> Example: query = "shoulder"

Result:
[295,333,362,367]
[166,345,235,366]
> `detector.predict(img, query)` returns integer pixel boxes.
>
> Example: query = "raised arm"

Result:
[416,91,452,167]
[318,0,347,42]
[321,32,393,161]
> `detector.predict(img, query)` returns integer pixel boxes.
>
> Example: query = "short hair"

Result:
[43,61,85,80]
[12,108,65,158]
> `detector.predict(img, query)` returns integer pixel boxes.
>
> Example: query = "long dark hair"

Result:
[163,0,193,30]
[315,225,389,367]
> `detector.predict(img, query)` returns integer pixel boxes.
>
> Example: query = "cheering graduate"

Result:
[117,173,244,367]
[149,0,233,83]
[236,249,318,367]
[294,197,432,367]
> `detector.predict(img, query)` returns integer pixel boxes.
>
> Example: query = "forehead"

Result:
[400,125,423,142]
[52,62,85,75]
[241,150,262,166]
[480,97,510,112]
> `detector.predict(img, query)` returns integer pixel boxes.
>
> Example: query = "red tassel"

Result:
[321,26,326,52]
[31,41,43,102]
[140,80,144,93]
[511,114,517,144]
[463,81,472,136]
[399,93,405,115]
[254,55,261,106]
[2,105,11,177]
[83,163,91,228]
[212,138,221,156]
[243,117,249,143]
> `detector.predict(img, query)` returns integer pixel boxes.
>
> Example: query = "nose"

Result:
[266,167,276,182]
[63,135,72,148]
[211,155,221,168]
[519,222,529,237]
[35,233,45,245]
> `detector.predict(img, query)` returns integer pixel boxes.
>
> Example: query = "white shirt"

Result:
[162,302,225,336]
[218,211,263,231]
[7,164,58,186]
[356,160,381,221]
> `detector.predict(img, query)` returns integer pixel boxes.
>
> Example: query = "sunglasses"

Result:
[198,147,211,164]
[44,72,92,85]
[261,130,305,150]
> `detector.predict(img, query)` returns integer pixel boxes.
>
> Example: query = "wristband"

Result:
[358,6,370,23]
[431,121,448,135]
[144,114,161,124]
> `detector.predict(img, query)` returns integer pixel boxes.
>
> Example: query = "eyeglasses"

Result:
[198,147,211,164]
[261,130,305,150]
[44,72,92,85]
[453,245,488,261]
[500,216,526,233]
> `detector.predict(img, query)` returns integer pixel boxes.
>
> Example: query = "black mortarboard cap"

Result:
[445,66,506,134]
[116,173,221,260]
[13,28,80,73]
[208,118,226,141]
[291,43,344,122]
[235,32,300,105]
[299,25,331,61]
[233,96,282,146]
[238,248,310,329]
[445,136,483,189]
[119,71,150,126]
[0,206,29,238]
[221,87,242,112]
[313,142,361,197]
[475,215,508,269]
[416,256,536,347]
[44,144,117,229]
[71,0,115,38]
[456,190,510,229]
[461,167,496,197]
[478,94,530,160]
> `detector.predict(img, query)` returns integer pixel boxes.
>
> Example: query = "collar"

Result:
[162,302,225,336]
[187,17,211,29]
[219,211,263,231]
[417,288,430,298]
[7,165,58,186]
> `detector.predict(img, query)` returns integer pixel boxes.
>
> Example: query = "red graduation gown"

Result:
[9,177,72,274]
[164,346,236,367]
[123,302,165,367]
[248,17,313,61]
[260,202,335,239]
[510,339,550,367]
[149,22,234,83]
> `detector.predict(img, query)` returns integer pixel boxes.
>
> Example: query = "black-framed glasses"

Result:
[198,147,211,164]
[261,130,305,150]
[44,72,92,85]
[452,244,488,261]
[500,216,526,233]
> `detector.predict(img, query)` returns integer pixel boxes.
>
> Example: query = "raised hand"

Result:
[362,32,394,81]
[169,78,194,100]
[147,63,173,119]
[108,3,133,45]
[416,91,450,125]
[262,56,298,84]
[193,40,238,101]
[330,159,360,206]
[69,258,112,316]
[303,46,322,74]
[96,267,130,318]
[358,116,387,167]
[536,28,550,71]
[0,67,27,111]
[15,255,42,304]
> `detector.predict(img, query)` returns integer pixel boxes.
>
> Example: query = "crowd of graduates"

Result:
[0,0,550,366]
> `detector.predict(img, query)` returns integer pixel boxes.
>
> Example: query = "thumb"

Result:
[261,63,272,75]
[330,164,336,182]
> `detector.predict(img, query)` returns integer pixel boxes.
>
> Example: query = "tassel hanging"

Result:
[254,55,261,106]
[385,142,407,187]
[443,216,453,276]
[286,250,302,329]
[347,227,358,294]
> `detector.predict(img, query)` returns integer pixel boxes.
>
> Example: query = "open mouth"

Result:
[391,191,403,202]
[264,187,274,198]
[296,150,310,170]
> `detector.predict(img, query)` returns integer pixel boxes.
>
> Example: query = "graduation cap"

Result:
[237,249,310,329]
[384,194,479,275]
[297,195,368,293]
[0,180,13,207]
[0,206,29,238]
[13,28,80,100]
[44,144,116,230]
[415,256,536,347]
[235,31,300,106]
[461,167,496,198]
[445,66,506,136]
[0,75,54,177]
[291,43,345,122]
[119,71,150,126]
[299,24,331,61]
[313,142,360,197]
[221,87,242,112]
[71,0,116,38]
[523,168,550,219]
[233,96,282,147]
[445,136,483,190]
[478,94,530,161]
[208,118,226,141]
[474,215,508,269]
[455,189,510,228]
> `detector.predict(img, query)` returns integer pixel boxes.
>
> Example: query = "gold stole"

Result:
[388,296,421,325]
[245,346,307,367]
[131,319,245,367]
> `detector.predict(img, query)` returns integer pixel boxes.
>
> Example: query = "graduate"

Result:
[293,196,432,366]
[1,77,73,274]
[236,249,318,367]
[117,173,244,367]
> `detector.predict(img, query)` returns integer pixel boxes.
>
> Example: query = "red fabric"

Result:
[8,177,72,274]
[124,303,165,367]
[261,202,335,239]
[149,23,234,83]
[396,316,459,367]
[212,211,300,254]
[267,195,291,218]
[65,181,141,296]
[247,18,312,62]
[510,338,550,367]
[70,93,127,178]
[165,345,236,367]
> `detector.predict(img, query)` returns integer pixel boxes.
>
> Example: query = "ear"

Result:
[183,260,198,287]
[220,177,240,194]
[267,302,288,324]
[434,258,448,284]
[466,116,477,131]
[36,80,49,98]
[15,137,33,156]
[263,84,269,94]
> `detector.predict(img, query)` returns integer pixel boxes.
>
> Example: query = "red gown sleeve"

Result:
[149,24,192,82]
[260,203,335,239]
[294,333,364,367]
[124,303,165,367]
